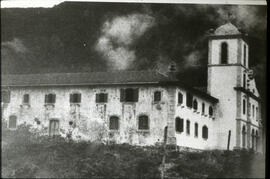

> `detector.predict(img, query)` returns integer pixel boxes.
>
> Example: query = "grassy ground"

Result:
[1,123,265,178]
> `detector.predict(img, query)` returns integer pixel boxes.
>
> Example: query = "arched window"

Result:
[243,74,246,88]
[251,129,255,150]
[252,105,255,118]
[49,119,59,136]
[9,115,17,129]
[154,91,161,102]
[243,45,246,66]
[255,130,259,151]
[194,123,198,137]
[109,116,119,130]
[202,103,205,114]
[242,125,246,148]
[221,42,228,64]
[243,99,246,115]
[138,115,149,130]
[202,125,208,139]
[45,93,56,104]
[186,120,190,135]
[175,117,184,133]
[193,99,198,110]
[209,106,213,116]
[178,92,183,104]
[23,94,30,104]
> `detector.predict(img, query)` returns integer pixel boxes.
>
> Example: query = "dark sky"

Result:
[1,2,267,99]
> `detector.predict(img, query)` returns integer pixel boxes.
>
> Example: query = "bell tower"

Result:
[207,22,251,150]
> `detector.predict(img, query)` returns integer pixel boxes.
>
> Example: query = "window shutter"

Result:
[45,94,48,103]
[134,88,139,102]
[78,93,81,103]
[104,94,108,102]
[120,89,125,102]
[70,94,73,103]
[96,94,99,103]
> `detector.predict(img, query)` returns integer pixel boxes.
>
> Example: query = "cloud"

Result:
[183,50,202,69]
[95,13,155,70]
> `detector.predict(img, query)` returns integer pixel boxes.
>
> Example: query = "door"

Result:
[49,119,59,136]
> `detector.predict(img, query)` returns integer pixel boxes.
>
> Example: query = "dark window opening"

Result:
[138,115,149,130]
[178,92,183,104]
[209,106,213,116]
[193,99,198,110]
[243,74,246,88]
[96,93,108,103]
[120,88,139,102]
[255,130,259,151]
[70,93,81,103]
[9,115,17,129]
[45,94,56,104]
[109,116,119,130]
[49,119,59,136]
[175,117,184,133]
[242,126,246,148]
[202,103,205,114]
[243,99,246,115]
[221,42,228,64]
[195,123,198,137]
[243,45,246,66]
[251,129,255,150]
[186,120,190,135]
[23,94,30,104]
[1,90,10,103]
[202,126,208,139]
[186,92,193,108]
[154,91,161,102]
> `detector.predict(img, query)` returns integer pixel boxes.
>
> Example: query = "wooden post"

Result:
[227,130,231,150]
[161,126,168,179]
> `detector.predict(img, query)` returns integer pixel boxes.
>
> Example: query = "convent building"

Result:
[1,22,262,152]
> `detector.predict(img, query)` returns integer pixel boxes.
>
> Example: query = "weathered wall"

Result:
[2,85,172,146]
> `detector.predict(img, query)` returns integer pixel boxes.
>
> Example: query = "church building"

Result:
[1,22,262,152]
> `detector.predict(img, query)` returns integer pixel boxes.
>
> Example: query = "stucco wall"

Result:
[2,85,173,146]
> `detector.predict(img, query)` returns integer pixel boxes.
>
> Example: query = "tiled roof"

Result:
[214,22,241,36]
[1,71,177,86]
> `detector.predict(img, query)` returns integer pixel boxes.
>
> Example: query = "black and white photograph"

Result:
[1,0,267,178]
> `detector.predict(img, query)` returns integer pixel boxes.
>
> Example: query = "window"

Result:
[242,126,246,148]
[9,115,17,129]
[49,119,59,136]
[256,107,258,120]
[154,91,161,102]
[243,99,246,115]
[243,45,246,66]
[194,123,198,137]
[45,94,56,104]
[23,94,30,104]
[96,93,108,103]
[202,126,208,139]
[193,99,198,110]
[138,115,149,130]
[251,129,255,150]
[243,74,246,88]
[186,120,190,135]
[209,106,213,116]
[109,116,119,130]
[186,92,193,108]
[120,88,139,102]
[175,117,184,133]
[178,92,183,104]
[252,105,255,118]
[255,130,259,151]
[1,90,10,103]
[221,42,228,64]
[70,93,81,103]
[202,103,205,114]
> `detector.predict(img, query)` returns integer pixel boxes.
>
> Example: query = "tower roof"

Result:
[214,22,241,36]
